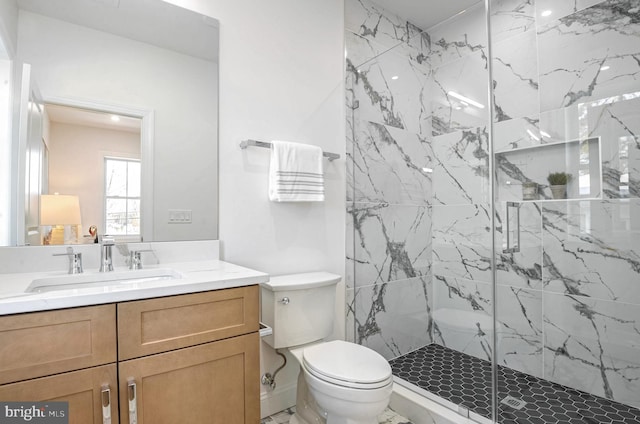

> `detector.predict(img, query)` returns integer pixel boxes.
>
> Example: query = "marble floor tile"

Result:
[261,406,414,424]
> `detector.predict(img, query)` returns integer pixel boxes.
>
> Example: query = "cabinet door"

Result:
[0,364,118,424]
[118,285,259,360]
[119,332,259,424]
[0,304,117,384]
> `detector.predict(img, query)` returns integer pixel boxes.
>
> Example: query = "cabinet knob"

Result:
[279,297,290,305]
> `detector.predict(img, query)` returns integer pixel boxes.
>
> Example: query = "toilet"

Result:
[261,272,393,424]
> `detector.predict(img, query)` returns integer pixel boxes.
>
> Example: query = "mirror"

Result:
[0,0,219,246]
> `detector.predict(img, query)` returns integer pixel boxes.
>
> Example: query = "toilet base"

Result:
[292,370,326,424]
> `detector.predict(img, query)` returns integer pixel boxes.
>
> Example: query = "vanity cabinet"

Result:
[0,285,260,424]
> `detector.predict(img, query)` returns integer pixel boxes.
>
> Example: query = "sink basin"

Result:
[27,268,183,293]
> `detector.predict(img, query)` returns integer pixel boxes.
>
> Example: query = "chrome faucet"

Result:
[53,248,83,274]
[99,237,115,272]
[128,249,154,270]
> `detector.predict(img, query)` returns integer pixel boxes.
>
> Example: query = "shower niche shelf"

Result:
[495,137,602,202]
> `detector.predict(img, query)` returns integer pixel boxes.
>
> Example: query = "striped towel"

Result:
[268,140,325,202]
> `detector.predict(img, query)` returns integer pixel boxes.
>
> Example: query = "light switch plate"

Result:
[168,209,192,224]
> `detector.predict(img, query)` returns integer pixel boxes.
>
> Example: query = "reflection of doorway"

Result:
[45,104,142,243]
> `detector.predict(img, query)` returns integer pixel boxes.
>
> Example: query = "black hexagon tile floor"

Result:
[390,344,640,424]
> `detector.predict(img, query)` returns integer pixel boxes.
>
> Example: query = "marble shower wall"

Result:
[429,2,495,369]
[345,0,433,359]
[345,0,640,410]
[490,0,640,410]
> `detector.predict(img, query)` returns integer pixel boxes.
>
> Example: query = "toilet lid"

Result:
[302,340,392,389]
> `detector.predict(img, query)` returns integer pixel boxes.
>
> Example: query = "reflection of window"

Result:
[104,158,140,236]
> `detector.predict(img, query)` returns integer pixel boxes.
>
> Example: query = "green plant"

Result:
[547,172,572,185]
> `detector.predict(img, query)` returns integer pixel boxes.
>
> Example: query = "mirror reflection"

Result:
[0,0,219,246]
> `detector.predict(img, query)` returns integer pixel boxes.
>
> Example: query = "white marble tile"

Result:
[346,288,356,343]
[350,202,432,286]
[543,292,640,409]
[535,0,608,27]
[495,202,543,290]
[538,105,582,144]
[496,285,543,378]
[352,121,433,205]
[432,128,491,206]
[584,95,640,199]
[537,0,640,112]
[431,52,490,136]
[493,115,542,152]
[350,39,431,136]
[355,276,433,359]
[429,3,487,69]
[432,275,493,361]
[491,29,538,122]
[542,199,640,305]
[262,407,415,424]
[490,0,536,43]
[345,0,428,51]
[346,208,355,289]
[432,204,492,282]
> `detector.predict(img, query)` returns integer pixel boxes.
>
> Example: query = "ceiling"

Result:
[370,0,482,31]
[16,0,219,61]
[45,104,141,133]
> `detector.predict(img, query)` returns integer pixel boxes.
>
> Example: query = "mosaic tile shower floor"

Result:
[390,344,640,424]
[261,407,413,424]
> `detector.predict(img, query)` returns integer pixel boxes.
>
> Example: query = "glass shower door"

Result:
[490,0,640,422]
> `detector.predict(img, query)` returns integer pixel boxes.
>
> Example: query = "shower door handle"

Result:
[503,201,521,253]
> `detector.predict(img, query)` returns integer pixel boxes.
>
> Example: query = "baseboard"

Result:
[260,381,297,419]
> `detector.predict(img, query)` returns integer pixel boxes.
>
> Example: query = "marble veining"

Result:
[544,292,640,408]
[542,199,640,304]
[354,276,433,359]
[349,202,431,285]
[491,0,536,43]
[537,0,640,111]
[432,128,490,205]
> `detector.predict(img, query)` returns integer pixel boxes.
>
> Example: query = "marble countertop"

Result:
[0,260,269,315]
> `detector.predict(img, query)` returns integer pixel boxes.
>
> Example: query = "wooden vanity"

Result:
[0,285,260,424]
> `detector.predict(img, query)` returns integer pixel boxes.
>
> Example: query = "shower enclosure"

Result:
[345,0,640,422]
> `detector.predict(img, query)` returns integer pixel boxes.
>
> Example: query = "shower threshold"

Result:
[390,344,640,424]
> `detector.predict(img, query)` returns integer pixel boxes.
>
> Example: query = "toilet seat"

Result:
[302,340,392,390]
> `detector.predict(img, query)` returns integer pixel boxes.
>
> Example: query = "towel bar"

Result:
[239,139,340,161]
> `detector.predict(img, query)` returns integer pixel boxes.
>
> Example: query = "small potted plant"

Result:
[547,172,572,199]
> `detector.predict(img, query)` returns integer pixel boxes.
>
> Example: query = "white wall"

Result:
[0,0,17,57]
[0,59,11,245]
[164,0,345,417]
[16,10,218,242]
[48,121,140,238]
[0,0,15,246]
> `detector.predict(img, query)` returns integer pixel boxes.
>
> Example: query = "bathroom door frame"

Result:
[42,95,155,243]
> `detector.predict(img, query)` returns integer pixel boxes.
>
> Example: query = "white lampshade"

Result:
[40,194,82,226]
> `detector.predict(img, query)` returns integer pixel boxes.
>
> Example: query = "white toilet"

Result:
[261,272,393,424]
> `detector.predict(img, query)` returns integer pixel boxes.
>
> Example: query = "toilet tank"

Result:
[261,272,341,349]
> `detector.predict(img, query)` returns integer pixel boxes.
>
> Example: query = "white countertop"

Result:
[0,260,269,315]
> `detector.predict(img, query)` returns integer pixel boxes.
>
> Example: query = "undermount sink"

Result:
[26,268,183,293]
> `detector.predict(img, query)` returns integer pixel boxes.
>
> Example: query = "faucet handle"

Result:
[129,249,153,270]
[53,250,83,274]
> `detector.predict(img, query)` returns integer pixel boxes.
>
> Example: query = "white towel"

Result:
[269,140,325,202]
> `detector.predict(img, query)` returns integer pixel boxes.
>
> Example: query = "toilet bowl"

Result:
[261,273,394,424]
[289,340,393,424]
